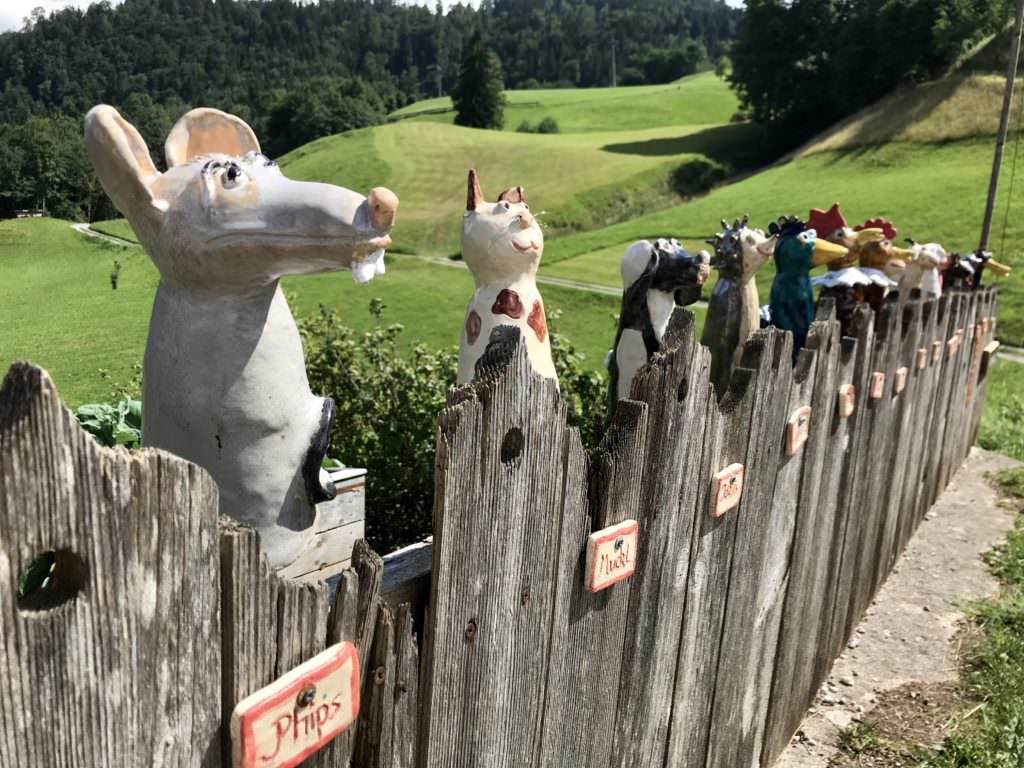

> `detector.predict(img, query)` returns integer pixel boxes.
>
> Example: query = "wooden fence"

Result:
[0,287,998,767]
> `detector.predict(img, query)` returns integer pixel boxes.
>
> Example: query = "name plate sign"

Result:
[869,372,886,399]
[932,341,942,363]
[916,348,928,370]
[893,366,908,395]
[786,406,812,456]
[585,519,639,592]
[837,385,856,418]
[231,642,361,768]
[710,463,744,518]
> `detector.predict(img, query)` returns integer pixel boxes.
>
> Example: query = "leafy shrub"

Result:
[74,398,142,448]
[669,157,730,198]
[516,120,535,133]
[300,299,607,553]
[536,116,560,134]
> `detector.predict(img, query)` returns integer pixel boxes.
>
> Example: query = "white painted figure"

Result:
[901,241,949,299]
[84,105,398,568]
[458,169,555,385]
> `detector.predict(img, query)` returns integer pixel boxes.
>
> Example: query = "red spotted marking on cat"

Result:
[528,300,547,342]
[492,288,524,319]
[465,309,482,344]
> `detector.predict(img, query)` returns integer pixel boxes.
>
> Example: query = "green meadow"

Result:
[0,218,619,406]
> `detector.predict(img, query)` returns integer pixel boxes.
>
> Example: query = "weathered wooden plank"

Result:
[0,363,221,768]
[873,299,924,587]
[760,319,843,766]
[704,329,798,768]
[420,333,596,767]
[918,293,957,514]
[821,306,875,665]
[894,298,942,557]
[390,604,419,768]
[354,605,397,768]
[538,400,648,768]
[664,347,762,767]
[842,300,902,630]
[608,311,713,768]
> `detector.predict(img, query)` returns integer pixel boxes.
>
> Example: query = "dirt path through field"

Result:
[776,446,1022,767]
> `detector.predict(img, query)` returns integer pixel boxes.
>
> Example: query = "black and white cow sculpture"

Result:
[606,238,709,416]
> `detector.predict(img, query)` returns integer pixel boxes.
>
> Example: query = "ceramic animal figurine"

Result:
[458,169,554,385]
[701,215,776,396]
[807,203,878,335]
[607,238,710,408]
[853,218,911,311]
[953,249,1012,288]
[84,105,398,569]
[768,216,849,354]
[900,241,948,299]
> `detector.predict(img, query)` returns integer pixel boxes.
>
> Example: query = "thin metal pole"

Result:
[980,0,1024,252]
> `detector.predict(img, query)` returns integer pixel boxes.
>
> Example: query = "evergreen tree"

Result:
[452,34,506,130]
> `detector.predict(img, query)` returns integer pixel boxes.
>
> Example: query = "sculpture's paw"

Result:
[352,249,386,284]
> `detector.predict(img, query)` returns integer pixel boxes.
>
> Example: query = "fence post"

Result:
[0,363,221,767]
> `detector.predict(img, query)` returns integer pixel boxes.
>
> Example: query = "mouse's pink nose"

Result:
[368,187,399,230]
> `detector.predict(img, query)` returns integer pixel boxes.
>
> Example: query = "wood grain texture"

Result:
[0,363,221,768]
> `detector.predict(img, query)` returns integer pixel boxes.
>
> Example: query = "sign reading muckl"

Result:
[231,643,361,768]
[586,519,639,592]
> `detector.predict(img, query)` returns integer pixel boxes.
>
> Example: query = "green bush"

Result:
[516,120,535,133]
[300,299,607,553]
[669,157,730,198]
[536,116,560,134]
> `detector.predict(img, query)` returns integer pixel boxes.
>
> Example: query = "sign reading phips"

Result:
[231,642,361,768]
[585,519,639,592]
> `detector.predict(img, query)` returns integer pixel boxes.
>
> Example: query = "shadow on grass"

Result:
[601,122,773,169]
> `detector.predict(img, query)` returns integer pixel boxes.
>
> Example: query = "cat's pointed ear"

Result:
[467,169,484,211]
[498,185,526,205]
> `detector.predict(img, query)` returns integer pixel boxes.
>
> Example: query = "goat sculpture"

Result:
[84,105,398,568]
[702,215,775,398]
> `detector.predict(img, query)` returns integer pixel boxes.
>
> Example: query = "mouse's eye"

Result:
[500,201,511,211]
[221,163,244,189]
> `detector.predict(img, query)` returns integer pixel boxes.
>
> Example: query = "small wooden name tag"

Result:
[231,642,361,768]
[893,366,908,395]
[585,519,639,592]
[838,384,856,418]
[787,406,812,455]
[932,341,942,362]
[869,372,885,399]
[947,336,960,357]
[710,463,744,518]
[916,348,928,370]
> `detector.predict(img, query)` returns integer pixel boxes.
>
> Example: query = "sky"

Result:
[1,0,744,34]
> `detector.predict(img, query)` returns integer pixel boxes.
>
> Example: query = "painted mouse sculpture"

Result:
[607,238,709,412]
[458,169,555,385]
[702,215,776,397]
[84,105,398,568]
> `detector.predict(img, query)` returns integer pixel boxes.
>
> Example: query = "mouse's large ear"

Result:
[164,108,261,168]
[84,105,167,223]
[467,168,484,211]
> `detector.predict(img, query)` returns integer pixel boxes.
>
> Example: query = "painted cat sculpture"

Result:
[458,169,555,385]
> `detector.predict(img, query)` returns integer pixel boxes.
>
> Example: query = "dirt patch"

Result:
[776,447,1022,767]
[826,681,963,766]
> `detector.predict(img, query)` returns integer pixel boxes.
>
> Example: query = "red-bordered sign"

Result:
[231,642,361,768]
[585,519,639,592]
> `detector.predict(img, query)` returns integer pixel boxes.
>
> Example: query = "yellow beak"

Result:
[890,247,915,261]
[812,237,850,266]
[855,228,885,245]
[988,258,1012,277]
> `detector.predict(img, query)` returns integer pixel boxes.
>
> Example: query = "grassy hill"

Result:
[389,72,740,132]
[542,73,1024,345]
[0,218,619,406]
[279,72,760,256]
